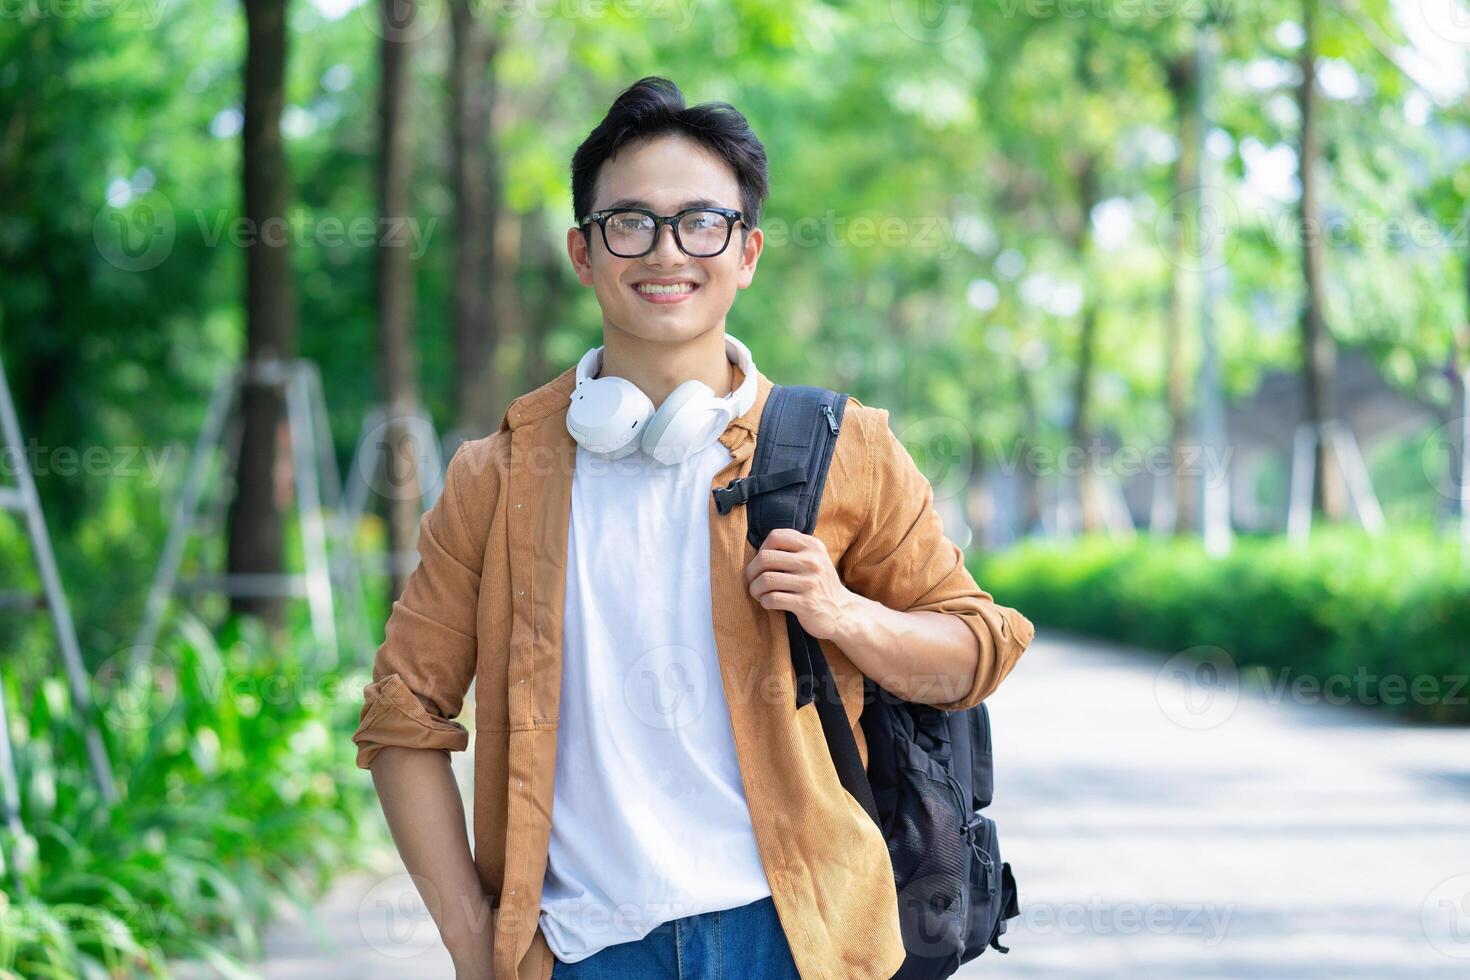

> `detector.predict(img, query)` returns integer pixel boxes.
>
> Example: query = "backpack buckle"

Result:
[712,477,752,516]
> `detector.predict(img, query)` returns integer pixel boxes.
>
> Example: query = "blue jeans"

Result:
[548,895,801,980]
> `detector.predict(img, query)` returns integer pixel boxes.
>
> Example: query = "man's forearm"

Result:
[831,592,980,706]
[370,746,495,977]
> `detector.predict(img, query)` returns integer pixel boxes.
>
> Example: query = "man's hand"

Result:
[447,925,496,980]
[744,527,856,641]
[745,527,993,709]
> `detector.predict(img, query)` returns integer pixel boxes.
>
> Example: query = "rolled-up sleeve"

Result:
[838,406,1035,712]
[352,437,497,770]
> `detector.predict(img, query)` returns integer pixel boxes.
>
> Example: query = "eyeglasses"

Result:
[579,206,745,258]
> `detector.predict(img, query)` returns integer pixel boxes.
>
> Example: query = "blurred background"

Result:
[1,0,1469,976]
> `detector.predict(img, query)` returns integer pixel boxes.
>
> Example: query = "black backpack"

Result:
[713,384,1019,978]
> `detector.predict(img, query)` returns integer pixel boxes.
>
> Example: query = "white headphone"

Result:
[566,333,759,465]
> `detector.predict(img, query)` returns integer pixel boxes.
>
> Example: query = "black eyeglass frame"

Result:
[578,205,746,258]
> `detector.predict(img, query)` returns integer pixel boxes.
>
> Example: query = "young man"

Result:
[352,77,1035,980]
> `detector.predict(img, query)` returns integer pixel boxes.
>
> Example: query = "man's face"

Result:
[567,134,763,345]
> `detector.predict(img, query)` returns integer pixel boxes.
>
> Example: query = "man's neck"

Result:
[596,326,737,410]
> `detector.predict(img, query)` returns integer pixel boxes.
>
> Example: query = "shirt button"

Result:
[509,888,516,895]
[518,678,526,685]
[514,503,523,509]
[517,779,524,788]
[517,589,525,596]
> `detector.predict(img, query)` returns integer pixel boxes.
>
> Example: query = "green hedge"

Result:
[973,525,1470,723]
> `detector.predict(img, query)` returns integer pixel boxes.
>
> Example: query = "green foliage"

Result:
[0,0,1466,969]
[975,525,1470,722]
[0,613,379,978]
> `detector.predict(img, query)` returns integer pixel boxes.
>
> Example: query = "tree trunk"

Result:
[519,206,565,389]
[963,435,991,550]
[1456,226,1470,557]
[226,0,297,629]
[449,0,504,437]
[378,0,422,601]
[1015,368,1041,535]
[1069,156,1102,533]
[1165,53,1199,535]
[1298,0,1347,520]
[493,203,526,391]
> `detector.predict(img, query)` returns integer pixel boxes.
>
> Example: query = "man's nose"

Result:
[645,221,688,265]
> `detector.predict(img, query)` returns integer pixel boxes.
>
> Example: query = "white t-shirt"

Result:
[537,439,773,963]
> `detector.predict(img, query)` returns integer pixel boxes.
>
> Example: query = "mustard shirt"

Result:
[351,362,1036,980]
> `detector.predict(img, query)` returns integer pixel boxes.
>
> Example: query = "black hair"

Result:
[570,76,770,234]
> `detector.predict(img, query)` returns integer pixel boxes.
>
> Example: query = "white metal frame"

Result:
[131,359,366,671]
[342,404,444,580]
[0,358,117,811]
[1286,419,1385,544]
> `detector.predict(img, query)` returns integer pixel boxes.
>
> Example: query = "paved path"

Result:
[251,750,474,979]
[195,631,1470,977]
[963,631,1470,978]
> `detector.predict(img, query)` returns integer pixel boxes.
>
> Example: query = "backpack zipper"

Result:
[820,403,839,434]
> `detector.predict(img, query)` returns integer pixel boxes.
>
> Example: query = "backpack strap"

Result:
[712,384,880,829]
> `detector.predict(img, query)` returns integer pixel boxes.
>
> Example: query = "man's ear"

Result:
[736,226,763,290]
[567,226,595,286]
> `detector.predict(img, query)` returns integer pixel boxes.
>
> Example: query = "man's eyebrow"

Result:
[600,197,728,212]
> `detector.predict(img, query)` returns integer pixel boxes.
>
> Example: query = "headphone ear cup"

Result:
[567,376,654,459]
[641,379,720,465]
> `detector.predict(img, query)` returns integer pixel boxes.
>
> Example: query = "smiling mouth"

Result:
[632,281,700,296]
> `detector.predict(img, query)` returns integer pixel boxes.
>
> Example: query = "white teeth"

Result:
[635,282,695,295]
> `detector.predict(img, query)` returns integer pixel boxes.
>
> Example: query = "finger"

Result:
[756,589,800,610]
[752,555,808,588]
[750,570,806,598]
[746,546,805,584]
[744,552,767,585]
[760,528,811,552]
